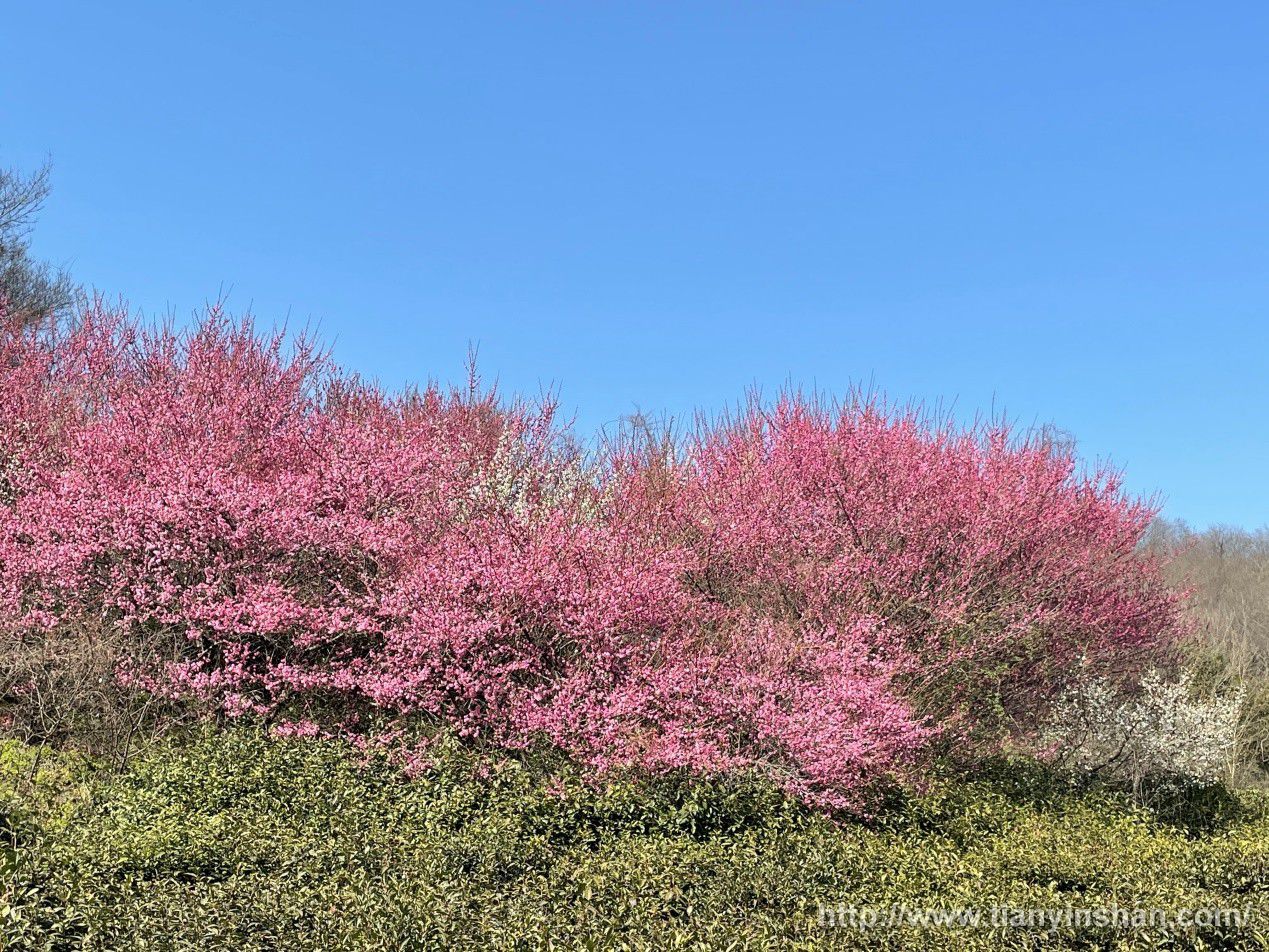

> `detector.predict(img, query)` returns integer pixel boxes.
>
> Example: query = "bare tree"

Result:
[0,161,77,328]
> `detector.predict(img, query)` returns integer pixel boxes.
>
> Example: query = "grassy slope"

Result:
[3,729,1269,951]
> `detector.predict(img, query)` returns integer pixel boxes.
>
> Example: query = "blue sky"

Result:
[3,3,1267,528]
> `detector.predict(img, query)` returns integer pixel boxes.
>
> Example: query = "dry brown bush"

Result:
[0,617,190,766]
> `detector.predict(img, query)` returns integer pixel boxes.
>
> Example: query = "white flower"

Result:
[1043,668,1245,787]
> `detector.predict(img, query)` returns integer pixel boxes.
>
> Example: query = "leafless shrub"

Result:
[0,617,190,767]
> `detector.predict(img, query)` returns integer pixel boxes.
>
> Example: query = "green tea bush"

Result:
[4,728,1269,950]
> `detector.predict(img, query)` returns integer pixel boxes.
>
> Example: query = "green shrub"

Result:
[4,728,1269,950]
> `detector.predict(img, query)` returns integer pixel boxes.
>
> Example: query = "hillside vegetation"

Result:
[1,302,1267,949]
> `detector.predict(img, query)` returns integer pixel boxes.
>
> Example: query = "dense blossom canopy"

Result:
[0,302,1184,810]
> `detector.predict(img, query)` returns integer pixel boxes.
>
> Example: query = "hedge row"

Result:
[4,728,1269,950]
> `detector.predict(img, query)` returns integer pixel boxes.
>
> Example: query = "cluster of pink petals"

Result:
[0,302,1184,811]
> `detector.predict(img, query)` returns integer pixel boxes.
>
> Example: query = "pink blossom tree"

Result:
[0,301,1185,812]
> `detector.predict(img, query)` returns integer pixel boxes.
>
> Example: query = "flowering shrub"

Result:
[1044,669,1244,791]
[636,395,1186,738]
[0,301,1188,811]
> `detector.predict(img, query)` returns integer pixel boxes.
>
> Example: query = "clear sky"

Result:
[3,3,1266,529]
